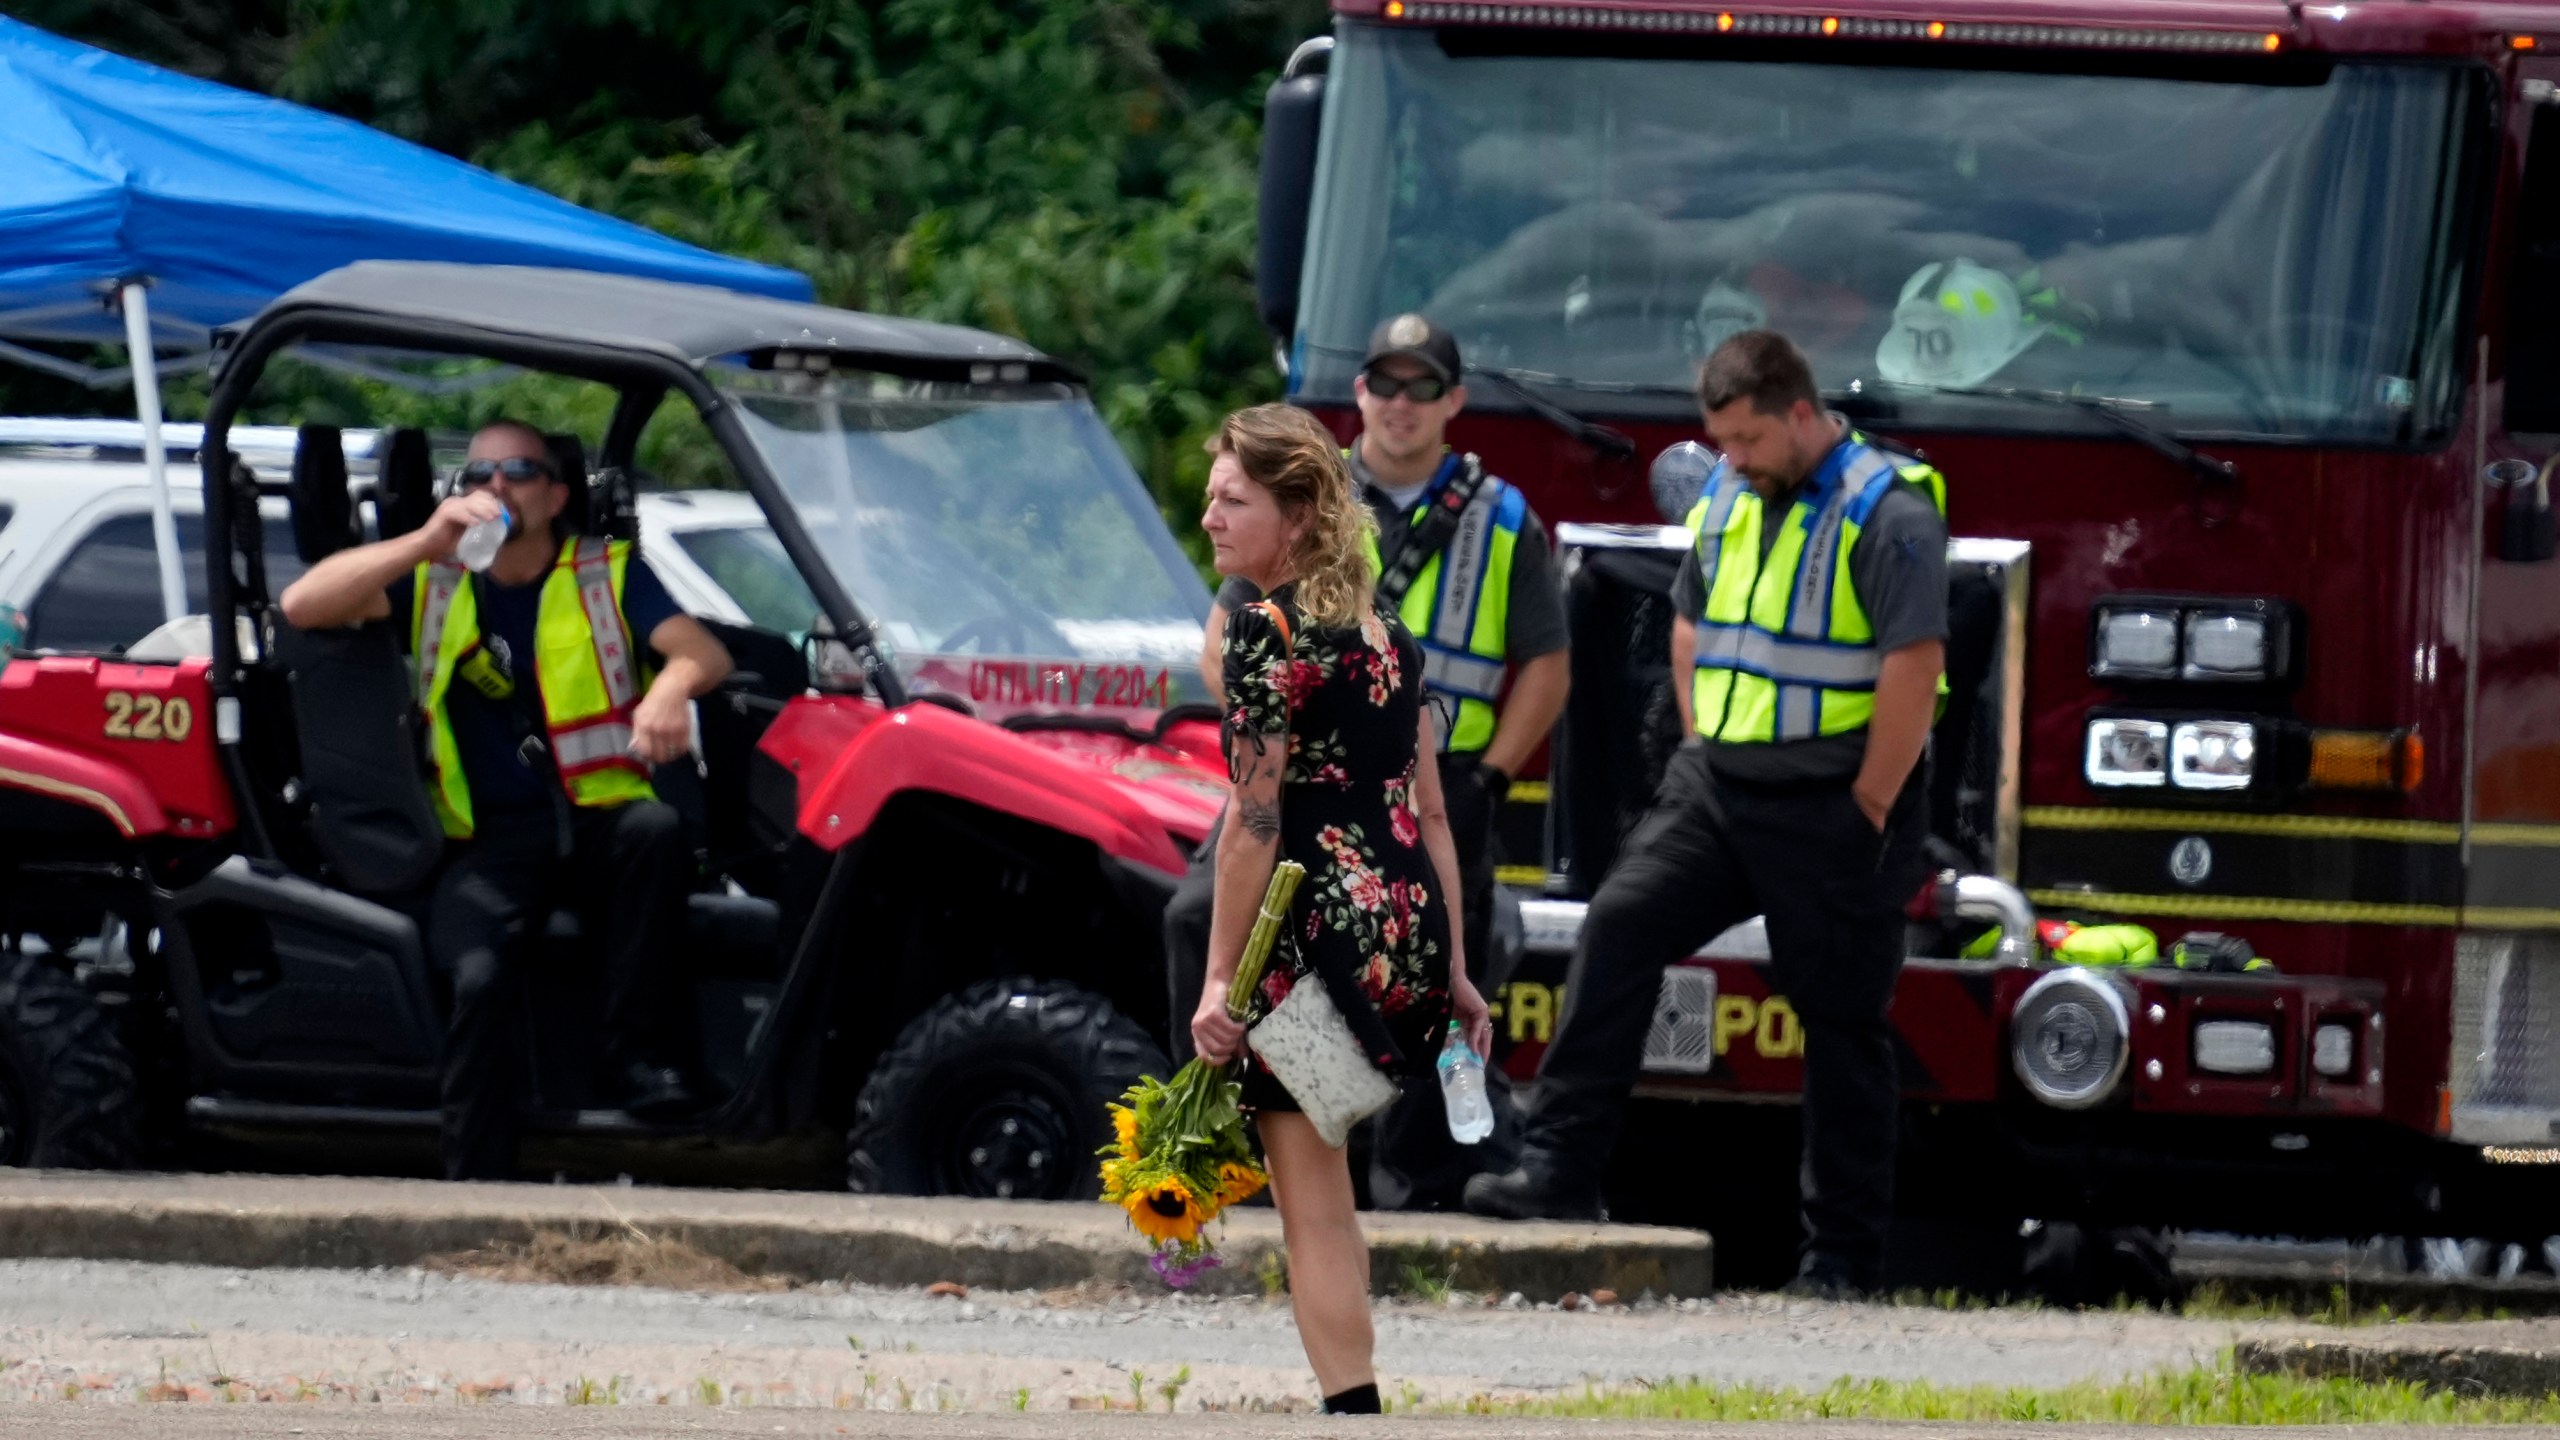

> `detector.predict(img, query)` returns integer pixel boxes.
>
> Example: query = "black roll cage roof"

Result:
[197,262,1083,739]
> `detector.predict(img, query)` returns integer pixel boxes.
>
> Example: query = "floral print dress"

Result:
[1223,584,1452,1111]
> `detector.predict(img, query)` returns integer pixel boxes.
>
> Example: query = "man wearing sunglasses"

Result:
[1167,314,1569,1210]
[280,419,733,1180]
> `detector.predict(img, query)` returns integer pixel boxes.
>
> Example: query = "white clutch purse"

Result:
[1249,977,1402,1149]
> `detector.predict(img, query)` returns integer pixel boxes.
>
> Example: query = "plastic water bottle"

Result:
[455,510,511,572]
[1438,1021,1493,1144]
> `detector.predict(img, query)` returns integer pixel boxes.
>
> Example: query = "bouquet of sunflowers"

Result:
[1100,860,1304,1287]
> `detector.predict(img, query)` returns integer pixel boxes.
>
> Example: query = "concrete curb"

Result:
[2236,1337,2560,1398]
[0,1170,1712,1301]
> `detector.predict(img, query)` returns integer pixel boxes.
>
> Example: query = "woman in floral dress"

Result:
[1188,404,1493,1414]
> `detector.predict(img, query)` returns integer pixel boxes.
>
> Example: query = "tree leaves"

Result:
[7,0,1311,557]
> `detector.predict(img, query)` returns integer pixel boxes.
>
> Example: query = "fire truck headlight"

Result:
[2091,605,2180,680]
[2171,720,2257,791]
[2312,1022,2356,1079]
[2011,969,2132,1109]
[2084,718,2169,788]
[2183,610,2271,681]
[2193,1019,2277,1076]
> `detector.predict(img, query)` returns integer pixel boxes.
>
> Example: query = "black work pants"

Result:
[430,799,690,1181]
[1519,744,1927,1284]
[1161,753,1519,1207]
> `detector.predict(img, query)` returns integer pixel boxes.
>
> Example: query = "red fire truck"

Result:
[1259,0,2560,1284]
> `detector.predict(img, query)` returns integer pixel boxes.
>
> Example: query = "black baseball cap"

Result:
[1362,313,1461,385]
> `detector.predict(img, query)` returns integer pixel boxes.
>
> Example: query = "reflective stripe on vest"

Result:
[1357,453,1522,754]
[1687,435,1945,744]
[411,537,658,838]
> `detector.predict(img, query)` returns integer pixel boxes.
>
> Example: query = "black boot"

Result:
[1322,1383,1382,1414]
[1778,1254,1872,1302]
[1462,1157,1604,1222]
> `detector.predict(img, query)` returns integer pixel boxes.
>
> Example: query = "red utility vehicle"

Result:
[0,262,1231,1198]
[1260,0,2560,1282]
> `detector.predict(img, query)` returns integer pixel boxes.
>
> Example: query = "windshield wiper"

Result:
[1466,365,1637,460]
[1842,379,2237,486]
[1297,343,1655,458]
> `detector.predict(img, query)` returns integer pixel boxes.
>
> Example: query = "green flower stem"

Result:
[1225,859,1305,1022]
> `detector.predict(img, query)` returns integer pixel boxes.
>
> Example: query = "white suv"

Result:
[0,418,798,653]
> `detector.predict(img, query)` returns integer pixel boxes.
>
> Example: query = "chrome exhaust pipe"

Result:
[1936,870,2038,962]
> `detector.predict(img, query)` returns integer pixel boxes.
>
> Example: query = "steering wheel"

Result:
[936,615,1035,654]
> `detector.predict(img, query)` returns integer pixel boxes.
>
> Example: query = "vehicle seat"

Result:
[290,425,357,562]
[376,427,436,541]
[547,433,590,534]
[272,620,444,896]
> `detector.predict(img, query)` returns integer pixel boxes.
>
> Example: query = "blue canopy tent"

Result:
[0,15,812,622]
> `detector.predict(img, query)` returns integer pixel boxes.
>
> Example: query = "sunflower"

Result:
[1110,1104,1140,1159]
[1123,1179,1206,1244]
[1212,1160,1267,1210]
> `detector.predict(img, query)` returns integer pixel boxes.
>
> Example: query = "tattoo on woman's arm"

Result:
[1239,796,1282,844]
[1226,726,1273,785]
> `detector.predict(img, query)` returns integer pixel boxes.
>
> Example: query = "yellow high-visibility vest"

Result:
[410,537,657,838]
[1686,433,1946,743]
[1357,453,1522,754]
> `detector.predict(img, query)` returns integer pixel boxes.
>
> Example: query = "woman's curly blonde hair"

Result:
[1210,403,1375,630]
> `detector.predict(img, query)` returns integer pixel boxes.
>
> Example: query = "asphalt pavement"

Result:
[0,1254,2344,1411]
[12,1417,2552,1440]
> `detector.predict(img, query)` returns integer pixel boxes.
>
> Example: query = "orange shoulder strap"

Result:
[1251,598,1293,652]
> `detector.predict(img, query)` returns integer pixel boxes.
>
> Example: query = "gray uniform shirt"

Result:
[1671,464,1949,784]
[1216,449,1568,666]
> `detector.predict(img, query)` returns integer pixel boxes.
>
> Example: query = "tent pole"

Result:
[120,282,187,626]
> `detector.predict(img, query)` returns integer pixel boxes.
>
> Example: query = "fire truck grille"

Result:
[2451,934,2560,1143]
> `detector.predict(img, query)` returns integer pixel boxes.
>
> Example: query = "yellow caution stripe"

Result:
[1507,781,1550,804]
[2026,887,2560,931]
[1496,865,1549,887]
[2024,805,2560,848]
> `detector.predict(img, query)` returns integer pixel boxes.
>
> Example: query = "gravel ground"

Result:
[0,1258,2340,1412]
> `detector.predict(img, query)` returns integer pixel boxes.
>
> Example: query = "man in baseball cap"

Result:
[1363,311,1463,387]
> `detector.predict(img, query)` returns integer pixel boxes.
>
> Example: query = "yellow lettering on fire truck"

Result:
[1499,981,1561,1044]
[1714,994,1804,1059]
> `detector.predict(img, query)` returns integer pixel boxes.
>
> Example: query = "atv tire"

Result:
[847,978,1167,1200]
[0,949,139,1169]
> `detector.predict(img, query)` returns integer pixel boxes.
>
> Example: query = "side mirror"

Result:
[1256,39,1331,345]
[2488,457,2558,563]
[1650,441,1718,524]
[804,612,865,693]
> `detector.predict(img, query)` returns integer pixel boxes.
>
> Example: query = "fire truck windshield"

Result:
[1294,30,2477,443]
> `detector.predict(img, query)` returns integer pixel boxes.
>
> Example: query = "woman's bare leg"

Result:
[1259,1111,1375,1395]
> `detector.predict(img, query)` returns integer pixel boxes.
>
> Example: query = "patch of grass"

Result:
[1398,1260,1453,1304]
[426,1227,787,1293]
[565,1375,626,1406]
[1157,1364,1192,1412]
[1256,1251,1288,1298]
[2179,1280,2510,1327]
[1456,1353,2560,1424]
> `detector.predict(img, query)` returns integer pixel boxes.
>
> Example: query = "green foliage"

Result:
[1458,1352,2560,1425]
[2,0,1316,557]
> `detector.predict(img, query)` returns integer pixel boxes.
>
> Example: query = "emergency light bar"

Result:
[1378,3,2288,53]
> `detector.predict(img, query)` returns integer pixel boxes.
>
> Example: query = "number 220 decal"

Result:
[103,691,194,742]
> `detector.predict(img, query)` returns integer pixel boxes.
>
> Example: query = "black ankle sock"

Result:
[1322,1383,1382,1414]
